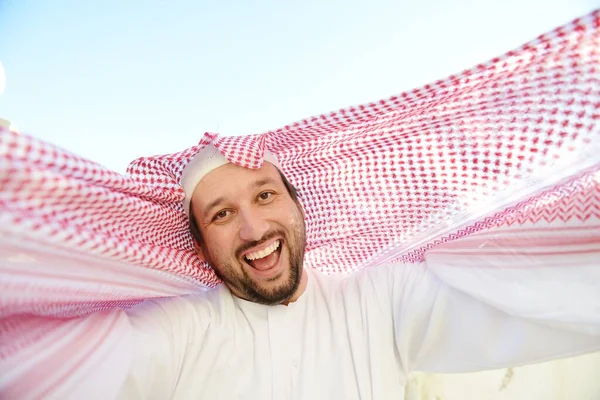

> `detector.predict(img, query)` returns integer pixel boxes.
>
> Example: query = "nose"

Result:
[238,206,270,242]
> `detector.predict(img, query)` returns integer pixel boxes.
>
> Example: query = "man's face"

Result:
[190,162,306,305]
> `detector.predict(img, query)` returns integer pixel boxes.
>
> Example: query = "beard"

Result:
[204,219,306,305]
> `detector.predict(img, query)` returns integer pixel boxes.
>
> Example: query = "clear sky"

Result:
[0,0,597,172]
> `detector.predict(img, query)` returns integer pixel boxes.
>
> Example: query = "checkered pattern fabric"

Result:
[0,10,599,398]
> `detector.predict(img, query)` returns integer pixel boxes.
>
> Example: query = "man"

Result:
[118,145,600,399]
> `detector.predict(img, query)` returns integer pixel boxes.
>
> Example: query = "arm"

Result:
[117,295,211,399]
[387,226,600,373]
[2,300,201,400]
[387,262,599,373]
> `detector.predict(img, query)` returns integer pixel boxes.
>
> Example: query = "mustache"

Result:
[235,230,285,259]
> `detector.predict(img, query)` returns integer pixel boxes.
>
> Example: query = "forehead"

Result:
[192,161,283,205]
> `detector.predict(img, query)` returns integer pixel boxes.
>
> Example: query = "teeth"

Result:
[245,240,280,261]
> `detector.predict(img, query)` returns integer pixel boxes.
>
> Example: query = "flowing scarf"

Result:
[1,10,599,399]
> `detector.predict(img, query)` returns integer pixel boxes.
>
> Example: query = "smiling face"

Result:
[189,162,307,305]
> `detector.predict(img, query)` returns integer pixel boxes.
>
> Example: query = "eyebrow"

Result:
[250,177,278,189]
[202,196,226,217]
[201,177,280,216]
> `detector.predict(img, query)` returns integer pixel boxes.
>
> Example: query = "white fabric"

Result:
[110,264,599,400]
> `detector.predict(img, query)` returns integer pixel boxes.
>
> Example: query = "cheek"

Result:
[204,228,237,258]
[284,207,306,233]
[290,215,304,231]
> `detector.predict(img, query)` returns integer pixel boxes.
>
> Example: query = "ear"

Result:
[192,239,207,262]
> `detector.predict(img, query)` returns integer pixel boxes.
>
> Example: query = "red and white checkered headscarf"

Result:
[1,10,599,398]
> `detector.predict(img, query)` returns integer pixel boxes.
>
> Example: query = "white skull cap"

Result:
[181,143,281,216]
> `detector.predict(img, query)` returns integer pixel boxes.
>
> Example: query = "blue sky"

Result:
[0,0,597,171]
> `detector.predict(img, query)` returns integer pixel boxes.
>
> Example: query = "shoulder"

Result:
[309,263,430,304]
[305,265,394,307]
[126,284,234,331]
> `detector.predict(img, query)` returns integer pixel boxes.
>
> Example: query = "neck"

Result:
[282,269,308,306]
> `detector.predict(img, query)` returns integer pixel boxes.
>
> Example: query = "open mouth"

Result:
[242,239,283,273]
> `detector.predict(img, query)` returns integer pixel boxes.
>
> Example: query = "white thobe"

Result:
[118,263,599,400]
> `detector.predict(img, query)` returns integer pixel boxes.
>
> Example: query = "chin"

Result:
[249,268,300,305]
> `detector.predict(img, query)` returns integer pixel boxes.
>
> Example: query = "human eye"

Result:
[212,209,233,222]
[257,191,275,202]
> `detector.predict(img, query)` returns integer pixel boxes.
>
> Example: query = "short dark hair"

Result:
[189,168,299,245]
